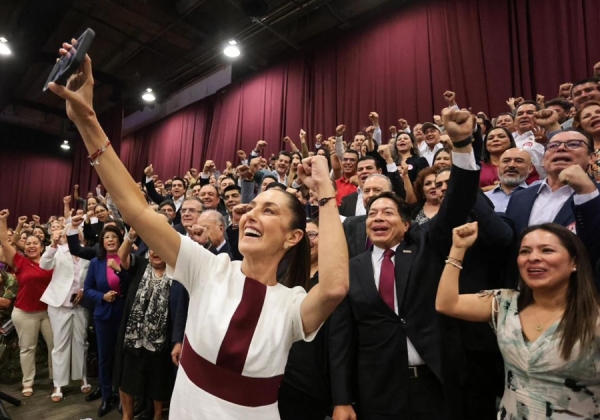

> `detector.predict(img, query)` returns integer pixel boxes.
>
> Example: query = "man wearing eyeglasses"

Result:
[506,129,600,254]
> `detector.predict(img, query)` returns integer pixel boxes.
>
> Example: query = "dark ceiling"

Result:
[0,0,406,139]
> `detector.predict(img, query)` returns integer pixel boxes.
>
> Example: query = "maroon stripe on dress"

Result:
[180,335,283,407]
[216,277,267,374]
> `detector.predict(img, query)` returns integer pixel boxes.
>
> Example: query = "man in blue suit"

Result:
[506,129,600,286]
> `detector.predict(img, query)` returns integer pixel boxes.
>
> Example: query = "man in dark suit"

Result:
[506,129,600,284]
[143,164,186,225]
[343,174,394,258]
[330,109,479,420]
[339,147,406,217]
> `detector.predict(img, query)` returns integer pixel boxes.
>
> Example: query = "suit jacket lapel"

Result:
[355,252,393,314]
[553,194,575,227]
[395,242,416,311]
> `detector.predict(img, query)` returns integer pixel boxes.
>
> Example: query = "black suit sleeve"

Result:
[67,233,97,261]
[329,296,357,405]
[145,179,168,205]
[574,193,600,290]
[472,125,484,167]
[171,281,189,344]
[339,195,354,217]
[471,194,515,247]
[386,167,407,199]
[428,164,481,255]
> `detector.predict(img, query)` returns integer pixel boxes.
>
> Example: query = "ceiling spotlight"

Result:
[60,140,70,150]
[224,40,240,58]
[142,88,155,102]
[0,37,11,56]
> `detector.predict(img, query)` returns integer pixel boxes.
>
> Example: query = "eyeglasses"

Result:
[306,231,318,240]
[103,234,119,240]
[180,208,200,214]
[545,139,588,151]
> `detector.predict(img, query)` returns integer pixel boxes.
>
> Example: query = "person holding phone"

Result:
[49,42,348,420]
[83,225,131,417]
[40,220,91,402]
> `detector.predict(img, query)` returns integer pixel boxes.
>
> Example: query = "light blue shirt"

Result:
[484,183,529,212]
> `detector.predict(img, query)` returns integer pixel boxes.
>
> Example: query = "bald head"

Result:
[362,174,393,208]
[498,148,532,187]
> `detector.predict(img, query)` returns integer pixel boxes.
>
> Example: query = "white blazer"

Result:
[40,244,90,307]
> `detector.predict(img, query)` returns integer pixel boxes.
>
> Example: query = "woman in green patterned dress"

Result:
[436,222,600,419]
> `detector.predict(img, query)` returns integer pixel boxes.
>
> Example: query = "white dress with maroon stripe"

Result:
[167,236,318,419]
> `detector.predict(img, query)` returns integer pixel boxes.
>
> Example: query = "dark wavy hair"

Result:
[277,190,310,291]
[482,127,517,164]
[517,223,600,360]
[97,225,124,260]
[391,132,420,165]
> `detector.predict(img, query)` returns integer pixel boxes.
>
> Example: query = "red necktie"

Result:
[379,249,396,311]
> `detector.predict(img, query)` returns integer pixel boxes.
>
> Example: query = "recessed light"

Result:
[0,37,11,55]
[142,88,155,102]
[61,140,70,150]
[224,40,240,58]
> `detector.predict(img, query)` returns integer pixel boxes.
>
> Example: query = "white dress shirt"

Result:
[355,188,365,216]
[371,244,425,366]
[421,143,443,166]
[528,179,599,227]
[512,131,547,179]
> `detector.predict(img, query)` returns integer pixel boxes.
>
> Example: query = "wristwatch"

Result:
[318,197,336,206]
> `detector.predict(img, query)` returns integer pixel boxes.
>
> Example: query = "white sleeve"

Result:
[574,189,600,205]
[335,136,345,159]
[39,246,58,270]
[374,127,382,146]
[290,286,321,343]
[451,151,478,171]
[166,235,230,294]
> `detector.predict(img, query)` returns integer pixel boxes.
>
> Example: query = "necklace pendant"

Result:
[535,324,543,332]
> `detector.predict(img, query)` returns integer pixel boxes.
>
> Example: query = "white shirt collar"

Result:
[372,243,400,261]
[536,178,573,195]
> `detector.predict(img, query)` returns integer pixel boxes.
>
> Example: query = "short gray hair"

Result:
[201,210,225,228]
[364,174,392,191]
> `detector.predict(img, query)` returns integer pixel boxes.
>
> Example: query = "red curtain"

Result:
[120,100,211,182]
[0,124,73,227]
[201,0,600,167]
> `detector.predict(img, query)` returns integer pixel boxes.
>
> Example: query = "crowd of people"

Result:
[0,42,599,420]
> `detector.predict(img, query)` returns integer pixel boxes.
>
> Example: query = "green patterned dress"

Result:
[0,273,20,383]
[488,289,600,419]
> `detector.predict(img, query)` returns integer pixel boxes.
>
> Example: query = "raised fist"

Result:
[299,129,306,140]
[513,97,524,107]
[237,150,247,161]
[443,91,456,104]
[203,160,216,173]
[71,215,84,227]
[433,115,443,126]
[559,83,573,98]
[315,133,323,143]
[64,195,71,204]
[452,222,479,250]
[335,125,346,136]
[441,108,474,143]
[0,210,9,221]
[256,140,267,150]
[558,165,596,195]
[536,94,545,106]
[533,109,558,128]
[368,112,379,122]
[377,144,392,162]
[144,164,154,177]
[186,224,209,245]
[18,215,27,224]
[397,119,408,130]
[232,204,249,224]
[283,136,292,143]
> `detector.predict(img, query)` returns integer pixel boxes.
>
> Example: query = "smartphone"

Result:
[43,28,95,92]
[70,293,78,303]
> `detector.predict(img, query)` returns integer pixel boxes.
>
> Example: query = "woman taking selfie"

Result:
[0,210,54,397]
[436,222,600,419]
[49,42,348,419]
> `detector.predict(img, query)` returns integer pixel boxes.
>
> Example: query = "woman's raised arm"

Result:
[48,43,180,269]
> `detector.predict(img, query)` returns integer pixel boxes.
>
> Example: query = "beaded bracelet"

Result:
[445,259,463,270]
[88,139,111,166]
